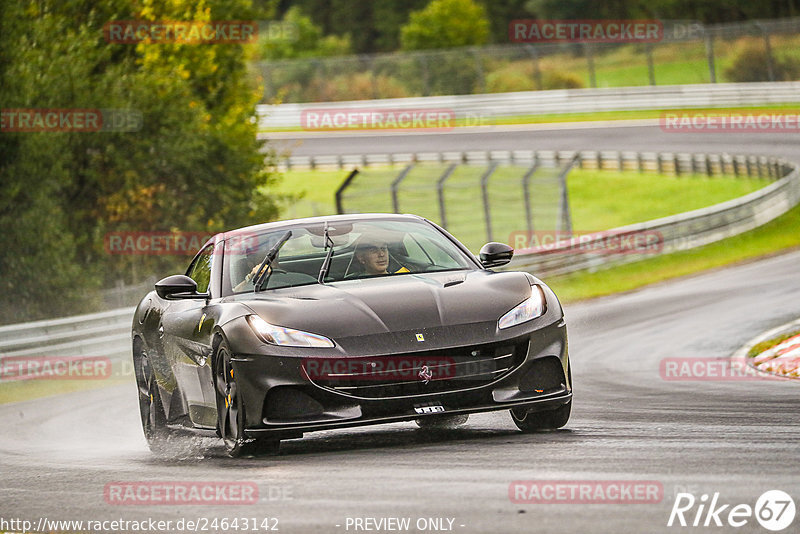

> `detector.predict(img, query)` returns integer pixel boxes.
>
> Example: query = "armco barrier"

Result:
[257,82,800,130]
[0,307,133,362]
[1,151,797,363]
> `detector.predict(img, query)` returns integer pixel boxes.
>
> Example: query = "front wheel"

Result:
[214,340,280,457]
[510,401,571,432]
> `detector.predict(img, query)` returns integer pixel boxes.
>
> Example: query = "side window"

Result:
[186,244,214,293]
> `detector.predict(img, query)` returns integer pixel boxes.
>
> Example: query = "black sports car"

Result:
[132,214,571,456]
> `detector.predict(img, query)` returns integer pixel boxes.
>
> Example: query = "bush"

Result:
[542,70,585,89]
[320,72,411,101]
[486,68,536,93]
[724,43,800,82]
[400,0,489,51]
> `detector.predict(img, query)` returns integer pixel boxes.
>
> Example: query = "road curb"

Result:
[731,317,800,381]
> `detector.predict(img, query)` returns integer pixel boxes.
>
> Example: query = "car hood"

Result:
[236,270,532,340]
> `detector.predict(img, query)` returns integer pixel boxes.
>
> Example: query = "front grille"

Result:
[305,340,528,399]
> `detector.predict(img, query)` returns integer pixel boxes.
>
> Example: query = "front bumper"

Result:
[230,317,570,440]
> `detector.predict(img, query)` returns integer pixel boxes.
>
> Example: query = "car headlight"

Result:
[246,315,335,348]
[498,286,546,329]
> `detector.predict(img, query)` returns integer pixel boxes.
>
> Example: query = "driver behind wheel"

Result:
[353,235,409,276]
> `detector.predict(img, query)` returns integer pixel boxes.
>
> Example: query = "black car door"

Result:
[160,242,219,428]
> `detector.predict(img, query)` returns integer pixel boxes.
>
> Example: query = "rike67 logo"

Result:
[668,490,795,531]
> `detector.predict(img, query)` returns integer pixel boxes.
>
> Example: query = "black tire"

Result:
[510,400,571,432]
[214,340,280,458]
[415,414,469,429]
[133,344,175,454]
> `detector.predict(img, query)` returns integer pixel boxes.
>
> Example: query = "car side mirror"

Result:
[155,275,209,300]
[479,242,514,268]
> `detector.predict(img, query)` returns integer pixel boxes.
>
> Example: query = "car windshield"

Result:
[223,219,475,295]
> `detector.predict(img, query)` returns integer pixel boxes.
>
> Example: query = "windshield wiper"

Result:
[317,222,336,284]
[253,230,292,292]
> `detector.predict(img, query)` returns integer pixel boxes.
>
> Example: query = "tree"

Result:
[259,6,351,59]
[0,0,284,323]
[400,0,490,51]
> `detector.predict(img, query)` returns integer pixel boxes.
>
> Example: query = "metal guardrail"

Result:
[0,307,133,361]
[258,81,800,130]
[1,151,796,365]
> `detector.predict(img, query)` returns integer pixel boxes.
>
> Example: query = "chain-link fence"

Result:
[256,18,800,103]
[335,156,574,252]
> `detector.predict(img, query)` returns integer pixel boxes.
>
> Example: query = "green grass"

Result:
[567,170,769,230]
[547,201,800,303]
[273,168,352,219]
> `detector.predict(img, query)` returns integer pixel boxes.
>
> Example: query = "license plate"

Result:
[414,404,445,414]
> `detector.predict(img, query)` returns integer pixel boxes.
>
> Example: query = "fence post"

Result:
[472,49,486,93]
[335,169,359,215]
[521,158,541,237]
[362,55,379,99]
[526,45,543,90]
[480,162,499,242]
[391,164,415,213]
[585,43,597,88]
[705,31,717,83]
[646,43,656,85]
[754,22,776,82]
[436,163,457,229]
[418,53,431,97]
[557,156,576,235]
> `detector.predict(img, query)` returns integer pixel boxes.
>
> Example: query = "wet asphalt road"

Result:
[1,124,799,534]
